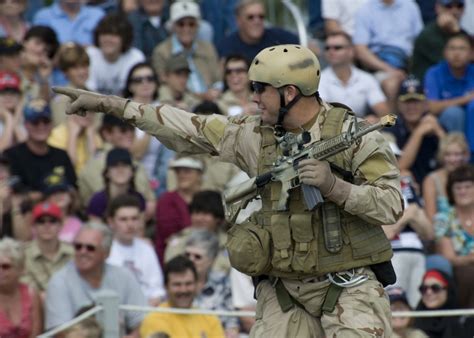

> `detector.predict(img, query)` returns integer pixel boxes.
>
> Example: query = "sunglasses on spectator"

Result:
[74,242,97,253]
[419,284,446,294]
[0,263,12,270]
[185,251,203,261]
[246,14,265,21]
[176,20,197,28]
[30,117,51,126]
[225,67,247,75]
[325,45,348,51]
[130,75,155,84]
[36,217,60,225]
[251,81,269,94]
[445,2,464,9]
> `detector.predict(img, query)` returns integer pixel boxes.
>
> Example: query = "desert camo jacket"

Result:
[120,100,403,226]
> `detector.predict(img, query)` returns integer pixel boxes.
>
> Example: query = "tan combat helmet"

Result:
[248,44,321,96]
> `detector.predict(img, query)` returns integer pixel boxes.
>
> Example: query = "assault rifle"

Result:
[224,114,396,219]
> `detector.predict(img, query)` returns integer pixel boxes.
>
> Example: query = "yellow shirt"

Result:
[48,124,102,173]
[139,302,225,338]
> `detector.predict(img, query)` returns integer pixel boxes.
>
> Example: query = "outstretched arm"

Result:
[52,87,224,155]
[52,87,260,175]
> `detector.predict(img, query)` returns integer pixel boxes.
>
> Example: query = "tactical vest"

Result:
[251,107,393,279]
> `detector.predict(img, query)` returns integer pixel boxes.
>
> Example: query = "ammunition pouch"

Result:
[230,105,394,280]
[226,220,272,276]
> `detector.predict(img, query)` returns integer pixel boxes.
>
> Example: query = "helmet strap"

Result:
[275,87,302,136]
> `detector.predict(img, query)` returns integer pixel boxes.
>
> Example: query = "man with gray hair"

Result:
[45,221,147,336]
[184,229,240,337]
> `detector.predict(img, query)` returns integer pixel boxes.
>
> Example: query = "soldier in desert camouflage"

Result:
[54,44,403,337]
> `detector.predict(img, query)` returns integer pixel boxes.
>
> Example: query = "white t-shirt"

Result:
[319,66,386,117]
[322,0,369,36]
[86,46,145,96]
[107,238,165,300]
[230,268,256,309]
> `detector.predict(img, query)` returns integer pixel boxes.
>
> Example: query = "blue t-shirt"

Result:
[33,3,104,45]
[424,61,474,100]
[216,27,299,62]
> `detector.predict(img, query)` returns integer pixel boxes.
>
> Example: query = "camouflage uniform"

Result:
[54,44,403,338]
[115,100,401,337]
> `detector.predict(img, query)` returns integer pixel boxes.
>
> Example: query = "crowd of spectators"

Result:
[0,0,473,337]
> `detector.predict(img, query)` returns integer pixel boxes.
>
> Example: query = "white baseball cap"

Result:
[169,157,204,171]
[169,1,201,25]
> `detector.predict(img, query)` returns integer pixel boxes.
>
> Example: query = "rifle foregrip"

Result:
[302,184,324,210]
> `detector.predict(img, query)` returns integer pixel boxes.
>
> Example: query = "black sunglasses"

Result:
[130,75,155,84]
[325,45,348,51]
[74,242,97,253]
[419,284,446,294]
[251,81,269,94]
[445,2,464,9]
[36,217,60,225]
[0,263,12,270]
[246,14,265,21]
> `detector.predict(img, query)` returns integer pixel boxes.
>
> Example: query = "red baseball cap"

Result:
[32,202,62,222]
[0,71,20,92]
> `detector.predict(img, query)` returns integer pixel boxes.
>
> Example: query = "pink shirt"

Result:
[58,216,83,243]
[0,283,34,338]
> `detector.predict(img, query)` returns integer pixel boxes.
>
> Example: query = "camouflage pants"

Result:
[249,267,392,338]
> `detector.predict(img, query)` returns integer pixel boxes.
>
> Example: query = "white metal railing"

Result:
[38,290,474,338]
[281,0,308,47]
[393,308,474,318]
[120,304,255,317]
[37,305,103,338]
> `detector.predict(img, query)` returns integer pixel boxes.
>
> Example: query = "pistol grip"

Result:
[302,184,324,210]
